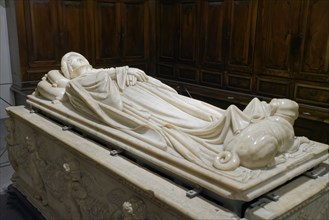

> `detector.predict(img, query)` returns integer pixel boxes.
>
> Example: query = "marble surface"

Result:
[25,96,329,202]
[245,159,329,219]
[33,52,312,172]
[21,52,328,202]
[5,105,329,220]
[6,106,239,220]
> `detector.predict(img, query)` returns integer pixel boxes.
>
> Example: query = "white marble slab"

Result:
[24,96,329,202]
[6,105,239,220]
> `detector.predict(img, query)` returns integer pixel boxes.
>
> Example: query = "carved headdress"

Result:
[61,52,90,79]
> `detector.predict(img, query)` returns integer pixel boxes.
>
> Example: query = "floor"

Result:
[0,118,45,220]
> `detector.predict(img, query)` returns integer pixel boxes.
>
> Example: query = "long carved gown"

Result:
[65,67,272,170]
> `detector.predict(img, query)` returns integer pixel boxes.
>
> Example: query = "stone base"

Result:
[5,106,238,220]
[5,106,329,220]
[26,95,329,202]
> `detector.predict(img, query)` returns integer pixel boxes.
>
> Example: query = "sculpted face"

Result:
[67,55,89,71]
[61,52,90,79]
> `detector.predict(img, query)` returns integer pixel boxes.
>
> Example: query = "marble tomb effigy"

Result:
[6,52,329,219]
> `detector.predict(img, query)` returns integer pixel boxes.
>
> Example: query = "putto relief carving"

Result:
[5,118,19,172]
[5,120,174,220]
[121,196,147,220]
[25,134,48,205]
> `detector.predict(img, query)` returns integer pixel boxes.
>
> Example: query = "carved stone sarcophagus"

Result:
[5,52,329,219]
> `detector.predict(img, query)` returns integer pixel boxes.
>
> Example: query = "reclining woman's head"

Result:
[61,52,91,79]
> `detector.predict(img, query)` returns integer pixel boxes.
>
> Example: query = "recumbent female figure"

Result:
[34,52,308,171]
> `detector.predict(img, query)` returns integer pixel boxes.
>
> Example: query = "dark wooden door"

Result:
[225,0,258,93]
[58,0,90,59]
[200,0,226,69]
[158,1,177,63]
[297,0,329,81]
[253,0,301,98]
[157,0,199,81]
[93,0,149,71]
[94,0,121,65]
[177,1,198,65]
[254,0,301,78]
[293,0,329,109]
[121,1,148,62]
[157,1,177,79]
[177,1,199,82]
[227,0,258,72]
[24,0,60,70]
[20,0,89,81]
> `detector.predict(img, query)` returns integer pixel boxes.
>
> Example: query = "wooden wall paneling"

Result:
[200,70,224,88]
[94,0,150,71]
[156,0,199,81]
[294,118,329,144]
[94,0,121,65]
[25,0,59,68]
[177,65,198,83]
[8,0,91,84]
[225,72,252,92]
[148,0,156,75]
[158,63,176,79]
[157,1,177,62]
[298,0,329,81]
[200,0,226,68]
[177,1,199,65]
[227,0,258,73]
[7,0,329,142]
[121,0,149,62]
[294,82,329,108]
[59,0,90,61]
[256,76,291,98]
[254,0,301,78]
[7,0,27,84]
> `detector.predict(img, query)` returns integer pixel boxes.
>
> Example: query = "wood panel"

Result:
[60,0,88,57]
[26,0,59,65]
[200,0,225,68]
[226,73,252,92]
[294,118,329,144]
[256,76,291,98]
[158,1,177,61]
[298,0,329,81]
[121,1,148,60]
[200,70,223,87]
[294,83,329,107]
[227,0,257,72]
[158,64,175,79]
[256,0,300,77]
[178,1,198,63]
[177,66,198,82]
[94,1,121,63]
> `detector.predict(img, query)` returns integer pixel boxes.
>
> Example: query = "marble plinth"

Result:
[6,106,238,220]
[26,96,328,202]
[5,106,329,219]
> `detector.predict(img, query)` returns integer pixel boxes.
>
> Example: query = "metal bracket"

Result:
[29,106,38,114]
[264,192,280,201]
[62,125,73,131]
[110,149,123,156]
[250,192,280,209]
[250,197,272,208]
[304,166,328,179]
[186,186,202,198]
